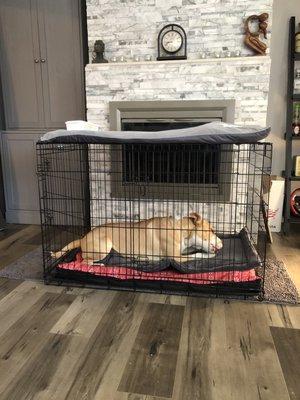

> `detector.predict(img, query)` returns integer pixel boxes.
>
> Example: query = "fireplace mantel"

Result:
[86,55,270,69]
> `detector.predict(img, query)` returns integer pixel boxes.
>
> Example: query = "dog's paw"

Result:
[194,252,216,259]
[50,251,63,259]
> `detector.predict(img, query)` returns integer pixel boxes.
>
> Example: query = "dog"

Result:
[51,212,223,265]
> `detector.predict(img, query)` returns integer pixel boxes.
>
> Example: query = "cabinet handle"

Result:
[41,59,46,63]
[34,58,40,63]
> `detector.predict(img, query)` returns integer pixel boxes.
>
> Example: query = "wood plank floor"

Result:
[0,280,299,400]
[0,224,299,400]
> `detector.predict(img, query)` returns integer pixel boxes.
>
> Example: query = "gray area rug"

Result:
[0,246,298,304]
[262,258,299,304]
[0,247,44,281]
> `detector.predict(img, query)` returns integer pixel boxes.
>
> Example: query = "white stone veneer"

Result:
[85,57,271,237]
[86,56,271,129]
[86,0,273,61]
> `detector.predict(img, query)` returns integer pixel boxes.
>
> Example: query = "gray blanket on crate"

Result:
[40,121,270,144]
[93,228,261,273]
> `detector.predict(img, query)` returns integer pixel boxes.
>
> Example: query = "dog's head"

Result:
[184,212,223,254]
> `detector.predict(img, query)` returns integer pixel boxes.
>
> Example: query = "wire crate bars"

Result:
[37,141,272,298]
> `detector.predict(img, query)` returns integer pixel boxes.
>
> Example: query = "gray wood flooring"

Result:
[0,279,299,400]
[0,224,299,400]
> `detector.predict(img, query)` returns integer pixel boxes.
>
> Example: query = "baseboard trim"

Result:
[5,209,40,224]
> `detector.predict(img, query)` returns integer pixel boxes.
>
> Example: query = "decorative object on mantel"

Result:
[244,13,269,55]
[157,24,187,61]
[198,50,243,60]
[92,40,108,63]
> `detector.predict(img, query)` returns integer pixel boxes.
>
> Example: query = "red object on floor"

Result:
[290,188,300,217]
[57,253,259,285]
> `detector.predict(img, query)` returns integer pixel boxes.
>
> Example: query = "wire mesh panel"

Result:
[37,141,272,298]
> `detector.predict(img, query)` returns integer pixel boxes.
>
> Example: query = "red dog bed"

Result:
[57,253,259,285]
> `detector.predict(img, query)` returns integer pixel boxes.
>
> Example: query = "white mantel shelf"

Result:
[86,55,270,69]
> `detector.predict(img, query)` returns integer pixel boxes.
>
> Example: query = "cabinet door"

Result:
[0,0,44,129]
[1,132,42,224]
[37,0,85,128]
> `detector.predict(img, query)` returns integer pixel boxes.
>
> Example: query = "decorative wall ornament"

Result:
[92,40,108,63]
[244,13,269,55]
[157,24,187,61]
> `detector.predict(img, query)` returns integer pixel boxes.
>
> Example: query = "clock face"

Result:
[162,30,183,53]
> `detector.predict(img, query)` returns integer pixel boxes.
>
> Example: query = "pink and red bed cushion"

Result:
[57,252,259,285]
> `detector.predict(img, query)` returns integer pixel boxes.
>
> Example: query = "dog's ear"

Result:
[189,212,202,226]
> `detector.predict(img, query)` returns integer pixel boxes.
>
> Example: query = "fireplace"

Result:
[109,100,235,130]
[109,100,235,201]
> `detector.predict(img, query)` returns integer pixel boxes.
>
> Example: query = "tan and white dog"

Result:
[51,212,223,264]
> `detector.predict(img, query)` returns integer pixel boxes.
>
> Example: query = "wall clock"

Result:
[157,24,187,61]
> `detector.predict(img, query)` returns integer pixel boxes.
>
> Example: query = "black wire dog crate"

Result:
[37,140,272,298]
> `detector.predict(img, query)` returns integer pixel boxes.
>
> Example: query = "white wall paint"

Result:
[268,0,300,176]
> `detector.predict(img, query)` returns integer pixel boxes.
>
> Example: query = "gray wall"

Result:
[0,72,5,221]
[268,0,300,177]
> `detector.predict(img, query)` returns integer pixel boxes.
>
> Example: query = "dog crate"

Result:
[37,138,272,298]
